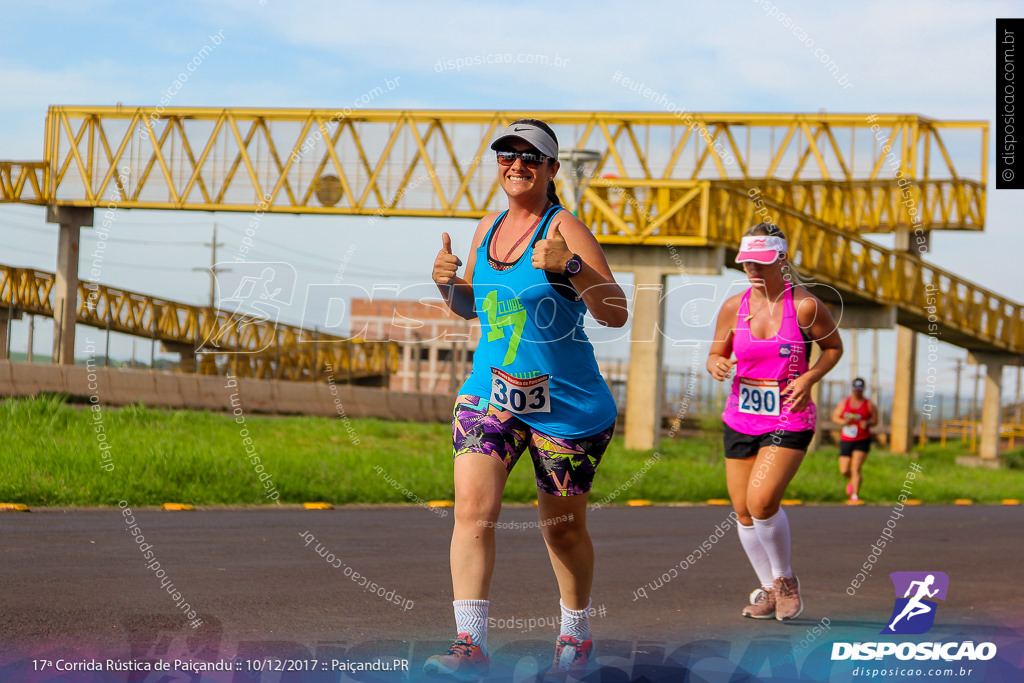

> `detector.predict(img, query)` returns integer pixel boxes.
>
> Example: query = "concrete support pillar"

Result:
[603,244,724,451]
[807,342,823,452]
[47,206,94,365]
[979,362,1004,460]
[895,228,929,254]
[890,326,918,453]
[181,348,198,374]
[162,342,198,374]
[623,265,669,450]
[0,309,16,360]
[968,352,1013,461]
[849,329,858,381]
[401,343,413,392]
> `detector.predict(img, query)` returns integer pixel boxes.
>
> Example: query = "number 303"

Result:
[493,380,546,411]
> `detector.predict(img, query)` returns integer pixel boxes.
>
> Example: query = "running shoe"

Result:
[423,633,489,679]
[545,635,592,679]
[774,575,803,621]
[742,586,776,619]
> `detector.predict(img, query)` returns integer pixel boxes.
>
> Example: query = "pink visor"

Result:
[736,235,787,264]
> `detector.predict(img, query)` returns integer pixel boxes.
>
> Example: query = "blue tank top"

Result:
[459,206,617,437]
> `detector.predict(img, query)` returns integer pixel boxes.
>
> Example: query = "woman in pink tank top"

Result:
[707,223,843,621]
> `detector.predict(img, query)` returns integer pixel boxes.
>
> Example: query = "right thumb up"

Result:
[433,232,462,284]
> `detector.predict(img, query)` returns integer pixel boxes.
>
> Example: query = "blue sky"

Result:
[1,0,1020,405]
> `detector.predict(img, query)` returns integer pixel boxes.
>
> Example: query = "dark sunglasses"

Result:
[496,150,549,168]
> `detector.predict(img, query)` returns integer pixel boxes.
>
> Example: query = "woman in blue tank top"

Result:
[424,119,627,680]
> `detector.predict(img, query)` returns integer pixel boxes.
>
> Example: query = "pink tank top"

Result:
[722,283,817,435]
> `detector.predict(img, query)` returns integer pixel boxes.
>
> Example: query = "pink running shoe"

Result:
[742,586,777,619]
[424,632,489,679]
[547,635,593,679]
[774,575,804,621]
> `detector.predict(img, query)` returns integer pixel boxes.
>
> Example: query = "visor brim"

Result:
[736,250,781,265]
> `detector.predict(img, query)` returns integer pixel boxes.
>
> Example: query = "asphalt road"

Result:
[1,505,1022,682]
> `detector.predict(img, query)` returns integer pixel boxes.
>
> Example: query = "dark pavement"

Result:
[0,505,1021,681]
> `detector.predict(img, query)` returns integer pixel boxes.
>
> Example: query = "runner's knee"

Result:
[746,494,780,520]
[540,515,586,550]
[454,494,502,527]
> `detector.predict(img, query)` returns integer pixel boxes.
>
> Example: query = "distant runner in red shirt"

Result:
[831,377,878,503]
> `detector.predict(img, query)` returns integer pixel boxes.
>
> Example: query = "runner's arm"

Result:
[538,213,628,327]
[831,400,849,425]
[707,295,740,381]
[433,216,492,320]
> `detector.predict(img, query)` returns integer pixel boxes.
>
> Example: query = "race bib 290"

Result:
[738,377,781,417]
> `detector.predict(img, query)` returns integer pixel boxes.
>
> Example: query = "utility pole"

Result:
[871,329,881,427]
[971,364,981,422]
[953,358,963,419]
[26,317,34,366]
[1011,366,1019,423]
[849,329,858,381]
[193,224,229,309]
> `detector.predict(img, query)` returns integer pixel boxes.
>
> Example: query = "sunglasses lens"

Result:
[496,150,548,168]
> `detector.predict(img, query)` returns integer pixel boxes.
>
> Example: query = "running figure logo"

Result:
[200,262,296,353]
[881,571,949,635]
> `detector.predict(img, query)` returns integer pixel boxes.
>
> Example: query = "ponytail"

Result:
[546,180,561,206]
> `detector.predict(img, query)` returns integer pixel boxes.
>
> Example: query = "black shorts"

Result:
[723,424,815,459]
[839,437,872,456]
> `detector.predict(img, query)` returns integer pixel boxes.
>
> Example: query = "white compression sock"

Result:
[751,508,793,580]
[737,523,775,589]
[453,599,489,652]
[560,598,592,641]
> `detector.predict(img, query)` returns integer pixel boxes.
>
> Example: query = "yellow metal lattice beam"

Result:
[2,107,1016,357]
[15,107,982,232]
[0,265,398,382]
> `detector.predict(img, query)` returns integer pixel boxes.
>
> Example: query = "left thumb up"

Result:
[533,221,571,272]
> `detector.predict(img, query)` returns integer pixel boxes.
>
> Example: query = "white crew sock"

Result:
[453,599,489,652]
[737,523,775,589]
[751,508,793,580]
[559,598,592,641]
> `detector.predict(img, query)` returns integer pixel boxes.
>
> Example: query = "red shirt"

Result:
[839,396,872,441]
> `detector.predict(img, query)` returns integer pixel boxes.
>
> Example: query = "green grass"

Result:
[1,395,1022,506]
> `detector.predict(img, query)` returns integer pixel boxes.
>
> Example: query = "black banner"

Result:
[997,18,1024,189]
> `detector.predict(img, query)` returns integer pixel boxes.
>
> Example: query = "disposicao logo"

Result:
[831,571,997,663]
[883,571,948,635]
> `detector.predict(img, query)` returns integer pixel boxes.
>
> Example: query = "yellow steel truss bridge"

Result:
[0,107,1016,453]
[0,264,398,382]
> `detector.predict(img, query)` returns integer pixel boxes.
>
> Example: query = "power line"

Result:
[3,220,206,246]
[216,223,343,267]
[82,236,203,246]
[95,263,194,273]
[236,247,424,280]
[192,224,230,308]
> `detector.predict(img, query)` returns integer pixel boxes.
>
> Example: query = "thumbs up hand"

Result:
[432,232,463,284]
[532,221,573,273]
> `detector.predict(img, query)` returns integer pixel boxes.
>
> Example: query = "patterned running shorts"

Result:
[452,394,614,497]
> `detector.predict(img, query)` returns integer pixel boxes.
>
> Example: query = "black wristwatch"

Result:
[563,253,583,278]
